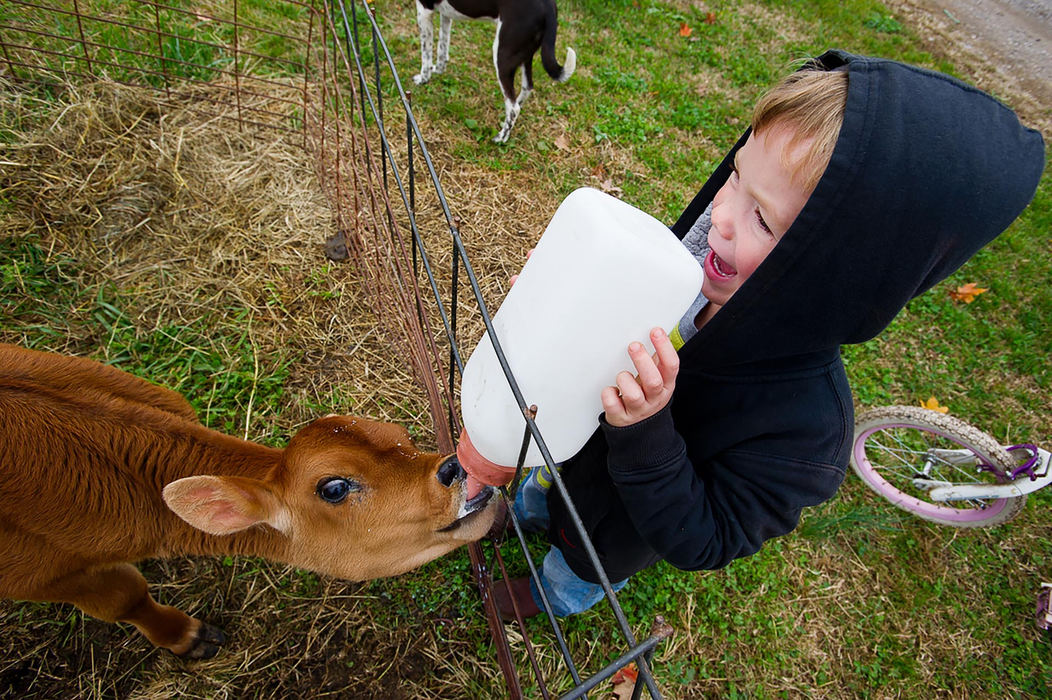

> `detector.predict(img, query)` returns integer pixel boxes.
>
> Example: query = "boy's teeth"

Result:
[713,253,733,276]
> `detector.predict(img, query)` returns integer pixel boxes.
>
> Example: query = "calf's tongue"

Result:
[464,473,486,501]
[456,429,515,500]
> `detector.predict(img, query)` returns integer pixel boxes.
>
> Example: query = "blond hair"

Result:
[751,69,849,192]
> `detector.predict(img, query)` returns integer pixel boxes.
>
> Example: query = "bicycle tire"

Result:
[851,405,1026,527]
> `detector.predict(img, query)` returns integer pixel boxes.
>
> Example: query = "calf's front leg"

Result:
[32,563,225,659]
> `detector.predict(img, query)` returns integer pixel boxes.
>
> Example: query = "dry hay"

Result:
[0,77,438,438]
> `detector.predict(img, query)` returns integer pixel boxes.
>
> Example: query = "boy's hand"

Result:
[601,328,679,427]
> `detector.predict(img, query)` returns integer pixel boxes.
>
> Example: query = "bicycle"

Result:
[850,404,1052,634]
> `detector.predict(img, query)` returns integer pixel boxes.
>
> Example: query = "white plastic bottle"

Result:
[457,187,704,489]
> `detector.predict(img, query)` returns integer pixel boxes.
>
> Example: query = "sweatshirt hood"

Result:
[674,50,1045,372]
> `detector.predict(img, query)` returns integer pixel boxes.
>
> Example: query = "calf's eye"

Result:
[316,477,358,504]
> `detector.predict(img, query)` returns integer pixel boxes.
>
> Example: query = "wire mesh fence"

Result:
[1,1,674,696]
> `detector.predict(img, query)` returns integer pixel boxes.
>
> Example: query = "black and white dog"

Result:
[413,0,576,143]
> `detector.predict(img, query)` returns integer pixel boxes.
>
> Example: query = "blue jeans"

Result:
[512,466,629,617]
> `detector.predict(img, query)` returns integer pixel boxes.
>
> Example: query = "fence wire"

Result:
[0,1,673,696]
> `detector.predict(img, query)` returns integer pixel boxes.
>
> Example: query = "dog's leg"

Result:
[494,92,521,143]
[501,65,531,143]
[435,13,453,75]
[493,20,526,144]
[492,21,514,143]
[517,60,534,109]
[413,2,435,85]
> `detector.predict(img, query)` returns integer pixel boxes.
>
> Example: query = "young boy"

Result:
[493,50,1045,620]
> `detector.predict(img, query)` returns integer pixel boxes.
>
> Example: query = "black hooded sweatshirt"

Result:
[547,50,1045,584]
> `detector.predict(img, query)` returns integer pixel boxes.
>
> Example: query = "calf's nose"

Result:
[436,456,466,488]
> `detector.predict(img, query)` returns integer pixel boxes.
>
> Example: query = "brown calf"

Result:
[0,344,496,658]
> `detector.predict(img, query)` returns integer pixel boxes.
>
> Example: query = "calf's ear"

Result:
[163,475,291,535]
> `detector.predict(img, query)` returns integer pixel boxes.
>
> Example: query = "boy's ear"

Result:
[163,475,290,535]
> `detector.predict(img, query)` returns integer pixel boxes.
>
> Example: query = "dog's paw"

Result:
[413,72,430,85]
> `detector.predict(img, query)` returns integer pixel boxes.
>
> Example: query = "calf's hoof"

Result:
[179,622,226,660]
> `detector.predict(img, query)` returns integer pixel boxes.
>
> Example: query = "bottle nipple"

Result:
[456,429,516,499]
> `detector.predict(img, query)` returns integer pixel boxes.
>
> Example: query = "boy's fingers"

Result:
[604,332,679,427]
[601,385,625,411]
[628,342,664,397]
[616,370,644,404]
[650,328,680,384]
[601,385,633,427]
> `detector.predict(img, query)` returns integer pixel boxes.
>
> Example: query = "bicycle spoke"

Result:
[865,437,925,468]
[869,428,989,485]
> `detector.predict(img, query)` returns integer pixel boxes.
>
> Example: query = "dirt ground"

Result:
[889,0,1052,134]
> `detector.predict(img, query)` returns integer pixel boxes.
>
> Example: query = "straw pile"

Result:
[0,78,448,435]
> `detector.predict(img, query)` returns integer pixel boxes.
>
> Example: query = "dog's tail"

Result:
[540,3,576,83]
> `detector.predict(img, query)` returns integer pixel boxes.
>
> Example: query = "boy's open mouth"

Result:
[706,250,736,280]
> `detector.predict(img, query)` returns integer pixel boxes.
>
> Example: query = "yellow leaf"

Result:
[679,23,693,37]
[920,396,949,413]
[948,282,988,303]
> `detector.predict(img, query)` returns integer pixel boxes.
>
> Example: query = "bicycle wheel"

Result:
[851,405,1026,527]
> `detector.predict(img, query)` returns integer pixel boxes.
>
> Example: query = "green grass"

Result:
[2,0,1050,697]
[0,0,317,88]
[0,235,292,440]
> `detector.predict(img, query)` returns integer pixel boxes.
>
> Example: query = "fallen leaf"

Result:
[610,663,639,699]
[705,11,717,24]
[948,282,988,303]
[590,163,607,179]
[679,23,693,37]
[599,178,623,196]
[920,396,949,413]
[554,134,570,151]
